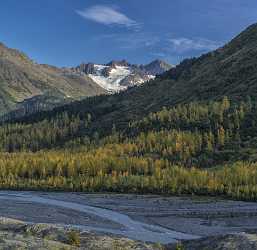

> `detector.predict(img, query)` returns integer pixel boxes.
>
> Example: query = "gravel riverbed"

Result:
[0,192,257,248]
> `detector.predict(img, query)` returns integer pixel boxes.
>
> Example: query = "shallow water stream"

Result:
[0,191,200,244]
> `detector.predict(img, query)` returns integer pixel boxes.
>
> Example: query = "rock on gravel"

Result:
[167,232,257,250]
[0,217,159,250]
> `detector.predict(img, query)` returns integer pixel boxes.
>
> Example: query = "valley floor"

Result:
[0,192,257,249]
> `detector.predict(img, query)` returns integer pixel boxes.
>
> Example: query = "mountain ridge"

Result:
[0,42,107,115]
[7,22,257,135]
[159,23,257,102]
[1,23,257,202]
[0,41,172,118]
[68,59,173,92]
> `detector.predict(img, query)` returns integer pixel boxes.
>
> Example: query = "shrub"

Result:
[67,230,80,247]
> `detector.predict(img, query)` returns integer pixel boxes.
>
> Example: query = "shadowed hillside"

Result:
[0,24,257,200]
[8,23,257,137]
[0,42,106,116]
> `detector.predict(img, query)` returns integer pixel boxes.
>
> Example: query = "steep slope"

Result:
[5,23,257,138]
[75,22,257,133]
[2,24,257,202]
[0,42,106,116]
[161,23,257,102]
[143,59,173,75]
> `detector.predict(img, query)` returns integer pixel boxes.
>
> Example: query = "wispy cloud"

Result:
[91,32,160,49]
[76,5,140,29]
[117,34,160,49]
[90,32,222,64]
[167,38,221,54]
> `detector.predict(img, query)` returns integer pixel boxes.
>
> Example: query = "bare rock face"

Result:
[102,66,113,77]
[76,63,96,74]
[142,59,174,76]
[70,59,172,93]
[106,60,130,67]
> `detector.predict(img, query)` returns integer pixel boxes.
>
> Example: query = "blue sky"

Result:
[1,0,257,67]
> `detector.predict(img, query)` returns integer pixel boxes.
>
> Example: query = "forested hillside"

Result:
[0,98,257,201]
[7,23,257,136]
[1,24,257,200]
[161,23,257,100]
[0,96,254,166]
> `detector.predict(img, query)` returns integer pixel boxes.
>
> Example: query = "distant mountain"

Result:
[142,59,173,75]
[69,59,173,92]
[2,23,257,204]
[0,42,106,116]
[11,23,257,137]
[0,41,172,118]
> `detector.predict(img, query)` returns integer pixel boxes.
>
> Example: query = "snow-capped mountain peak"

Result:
[88,65,132,92]
[71,60,173,92]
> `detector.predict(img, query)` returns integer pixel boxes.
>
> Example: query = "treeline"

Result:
[128,96,249,137]
[0,150,257,201]
[0,97,254,150]
[0,97,256,167]
[0,112,92,152]
[0,97,256,200]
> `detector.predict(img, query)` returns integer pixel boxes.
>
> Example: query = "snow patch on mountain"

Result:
[88,65,131,92]
[88,64,154,92]
[87,64,155,92]
[71,60,172,93]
